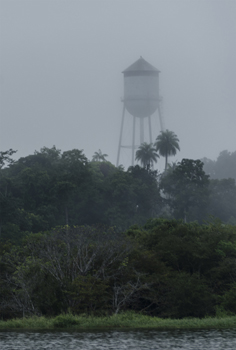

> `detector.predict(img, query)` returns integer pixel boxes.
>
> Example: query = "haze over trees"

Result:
[0,146,162,241]
[1,137,236,242]
[202,150,236,181]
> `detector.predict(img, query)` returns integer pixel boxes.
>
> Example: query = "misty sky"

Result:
[0,0,235,170]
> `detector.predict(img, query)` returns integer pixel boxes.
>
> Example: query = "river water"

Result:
[1,329,236,349]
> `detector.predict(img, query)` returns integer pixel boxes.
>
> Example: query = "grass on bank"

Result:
[1,312,236,330]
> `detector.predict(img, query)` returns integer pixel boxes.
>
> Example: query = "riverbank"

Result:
[1,312,236,330]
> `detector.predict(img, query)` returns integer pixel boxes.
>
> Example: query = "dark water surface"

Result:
[1,329,236,349]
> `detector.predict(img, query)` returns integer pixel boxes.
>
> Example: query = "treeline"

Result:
[0,146,236,243]
[202,150,236,181]
[0,147,160,241]
[1,220,236,319]
[1,146,236,320]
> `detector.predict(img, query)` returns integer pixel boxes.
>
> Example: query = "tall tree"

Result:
[160,159,210,222]
[135,143,159,170]
[208,178,236,223]
[155,130,180,170]
[0,149,17,169]
[92,149,108,162]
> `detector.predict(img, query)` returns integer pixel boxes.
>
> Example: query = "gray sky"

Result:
[1,0,235,170]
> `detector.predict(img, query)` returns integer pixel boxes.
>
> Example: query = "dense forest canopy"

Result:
[0,145,236,320]
[1,220,236,319]
[0,146,236,242]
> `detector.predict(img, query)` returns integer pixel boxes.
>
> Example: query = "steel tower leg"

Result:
[132,115,136,166]
[148,115,152,143]
[116,104,126,167]
[157,104,164,132]
[140,118,144,145]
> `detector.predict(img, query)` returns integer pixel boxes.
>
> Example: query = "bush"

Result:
[220,283,236,315]
[164,272,215,318]
[53,314,80,328]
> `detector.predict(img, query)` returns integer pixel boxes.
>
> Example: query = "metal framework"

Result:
[116,101,163,167]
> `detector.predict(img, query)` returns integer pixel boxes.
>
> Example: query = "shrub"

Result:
[53,314,80,328]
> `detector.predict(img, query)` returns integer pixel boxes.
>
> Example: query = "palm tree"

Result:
[155,130,180,170]
[135,142,159,170]
[92,149,108,162]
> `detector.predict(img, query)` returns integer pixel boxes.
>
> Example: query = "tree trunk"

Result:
[65,205,68,226]
[165,155,168,170]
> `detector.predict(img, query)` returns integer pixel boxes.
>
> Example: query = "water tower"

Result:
[116,57,164,166]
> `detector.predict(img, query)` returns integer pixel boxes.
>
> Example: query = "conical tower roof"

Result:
[122,56,160,73]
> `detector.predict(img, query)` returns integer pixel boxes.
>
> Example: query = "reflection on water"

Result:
[1,329,236,349]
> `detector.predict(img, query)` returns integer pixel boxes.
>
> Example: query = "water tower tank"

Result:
[123,56,160,118]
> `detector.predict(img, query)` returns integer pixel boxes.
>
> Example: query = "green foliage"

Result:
[166,272,215,318]
[207,178,236,224]
[125,219,236,318]
[220,283,236,314]
[66,276,110,314]
[135,143,159,170]
[0,149,17,169]
[1,220,236,320]
[0,146,164,241]
[0,225,137,318]
[160,159,210,222]
[53,314,80,328]
[1,145,236,320]
[127,166,162,223]
[155,130,180,170]
[1,313,236,330]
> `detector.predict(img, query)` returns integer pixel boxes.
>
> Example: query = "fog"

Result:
[0,0,235,170]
